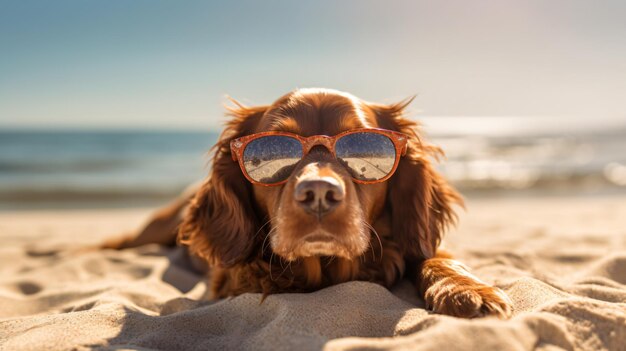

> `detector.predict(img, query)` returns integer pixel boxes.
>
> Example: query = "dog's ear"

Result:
[368,100,463,259]
[179,101,268,267]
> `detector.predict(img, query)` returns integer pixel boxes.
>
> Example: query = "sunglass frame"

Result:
[230,128,409,186]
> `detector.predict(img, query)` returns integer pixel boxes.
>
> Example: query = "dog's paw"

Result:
[424,279,513,319]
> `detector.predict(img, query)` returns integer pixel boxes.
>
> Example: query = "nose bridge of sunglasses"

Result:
[302,135,334,154]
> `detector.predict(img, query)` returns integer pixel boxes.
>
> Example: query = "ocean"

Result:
[2,117,626,210]
[0,130,216,209]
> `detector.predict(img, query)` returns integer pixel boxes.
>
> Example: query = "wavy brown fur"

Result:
[115,88,512,318]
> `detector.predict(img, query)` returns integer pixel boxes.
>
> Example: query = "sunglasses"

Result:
[230,128,408,186]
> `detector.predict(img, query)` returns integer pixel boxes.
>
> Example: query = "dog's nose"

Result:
[294,177,344,217]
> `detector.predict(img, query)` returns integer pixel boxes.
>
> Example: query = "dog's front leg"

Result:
[416,250,513,318]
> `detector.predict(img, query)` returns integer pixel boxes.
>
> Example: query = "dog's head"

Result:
[180,88,461,267]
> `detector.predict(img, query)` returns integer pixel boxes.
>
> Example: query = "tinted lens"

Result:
[335,132,396,181]
[242,136,303,183]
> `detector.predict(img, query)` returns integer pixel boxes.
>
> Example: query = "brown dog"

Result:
[104,88,512,318]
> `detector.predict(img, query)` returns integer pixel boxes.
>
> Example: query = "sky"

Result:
[0,0,625,130]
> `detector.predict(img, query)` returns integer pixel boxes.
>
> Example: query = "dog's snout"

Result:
[294,177,344,216]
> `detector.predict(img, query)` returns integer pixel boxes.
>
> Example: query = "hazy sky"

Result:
[1,0,625,130]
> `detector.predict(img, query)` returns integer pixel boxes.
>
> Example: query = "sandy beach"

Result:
[1,196,625,350]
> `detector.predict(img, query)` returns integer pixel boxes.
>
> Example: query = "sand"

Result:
[1,196,625,350]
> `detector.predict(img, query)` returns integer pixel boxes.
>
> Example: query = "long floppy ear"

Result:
[179,101,269,267]
[369,99,463,259]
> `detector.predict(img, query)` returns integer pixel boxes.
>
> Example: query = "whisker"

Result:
[261,232,271,255]
[254,217,275,239]
[276,258,291,280]
[262,226,278,256]
[258,216,278,253]
[364,221,384,262]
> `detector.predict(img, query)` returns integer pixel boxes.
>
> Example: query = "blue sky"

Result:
[1,0,625,130]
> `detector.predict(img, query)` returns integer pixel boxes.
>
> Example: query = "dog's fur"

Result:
[103,88,512,318]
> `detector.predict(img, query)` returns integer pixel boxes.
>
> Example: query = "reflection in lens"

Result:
[335,132,396,181]
[243,136,302,183]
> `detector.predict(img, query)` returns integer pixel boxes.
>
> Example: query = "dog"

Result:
[103,88,512,318]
